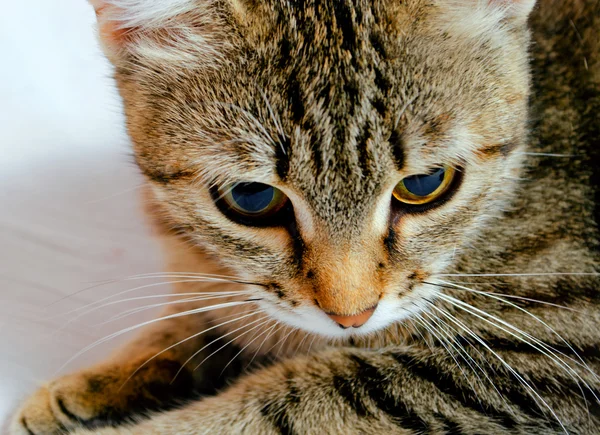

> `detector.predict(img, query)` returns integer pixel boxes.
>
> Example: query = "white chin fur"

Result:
[258,284,437,339]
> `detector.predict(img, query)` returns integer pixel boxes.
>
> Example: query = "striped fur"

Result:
[12,0,599,434]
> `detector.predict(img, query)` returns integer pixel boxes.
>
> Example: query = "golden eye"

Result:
[217,182,289,223]
[393,166,456,205]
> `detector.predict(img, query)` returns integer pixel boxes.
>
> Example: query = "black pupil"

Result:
[403,168,445,197]
[231,183,275,213]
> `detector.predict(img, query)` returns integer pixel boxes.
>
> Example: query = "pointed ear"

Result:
[89,0,229,66]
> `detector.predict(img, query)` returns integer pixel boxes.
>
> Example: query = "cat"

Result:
[11,0,600,434]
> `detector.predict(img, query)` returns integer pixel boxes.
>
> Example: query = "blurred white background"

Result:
[0,1,165,427]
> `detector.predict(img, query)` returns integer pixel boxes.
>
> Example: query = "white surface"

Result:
[0,1,164,426]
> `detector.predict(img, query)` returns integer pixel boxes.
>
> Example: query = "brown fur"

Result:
[12,0,600,434]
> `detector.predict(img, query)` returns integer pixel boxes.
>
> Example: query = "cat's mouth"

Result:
[256,284,436,338]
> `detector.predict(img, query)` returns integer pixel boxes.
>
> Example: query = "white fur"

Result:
[91,0,229,68]
[438,0,536,43]
[258,283,438,339]
[91,0,198,29]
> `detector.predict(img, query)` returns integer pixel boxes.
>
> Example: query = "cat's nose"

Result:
[327,305,377,329]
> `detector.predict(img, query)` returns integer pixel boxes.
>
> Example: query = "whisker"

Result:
[414,312,482,402]
[516,152,576,158]
[122,274,262,286]
[55,301,253,375]
[46,271,254,307]
[246,322,285,369]
[306,334,319,355]
[429,281,598,379]
[58,277,253,317]
[128,271,247,280]
[434,293,599,413]
[432,279,580,312]
[219,320,278,377]
[96,293,255,326]
[411,303,496,384]
[419,311,514,414]
[440,295,600,407]
[119,309,262,392]
[85,183,144,204]
[294,331,311,358]
[427,302,569,433]
[264,326,293,356]
[52,283,251,334]
[190,318,272,377]
[276,328,298,359]
[173,315,269,382]
[436,272,599,278]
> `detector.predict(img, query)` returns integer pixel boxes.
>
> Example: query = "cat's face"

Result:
[97,0,535,338]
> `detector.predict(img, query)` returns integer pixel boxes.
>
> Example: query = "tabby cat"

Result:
[12,0,600,433]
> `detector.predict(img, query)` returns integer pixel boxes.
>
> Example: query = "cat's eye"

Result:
[215,182,289,225]
[393,166,456,205]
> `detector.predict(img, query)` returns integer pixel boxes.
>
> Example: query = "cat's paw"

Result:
[11,358,195,434]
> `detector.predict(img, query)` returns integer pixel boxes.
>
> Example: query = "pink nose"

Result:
[327,305,377,329]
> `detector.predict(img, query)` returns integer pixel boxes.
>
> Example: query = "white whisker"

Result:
[414,312,481,400]
[435,293,598,416]
[434,280,598,381]
[119,310,262,392]
[174,315,269,381]
[306,334,319,355]
[276,328,298,359]
[419,312,514,413]
[55,301,252,375]
[294,331,311,357]
[60,277,252,317]
[219,320,278,376]
[437,272,599,278]
[190,318,272,376]
[427,303,568,433]
[516,152,576,158]
[247,322,286,369]
[96,293,254,326]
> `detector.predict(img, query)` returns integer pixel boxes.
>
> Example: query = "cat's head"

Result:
[93,0,536,338]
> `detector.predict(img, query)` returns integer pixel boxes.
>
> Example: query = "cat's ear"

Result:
[487,0,537,24]
[89,0,230,65]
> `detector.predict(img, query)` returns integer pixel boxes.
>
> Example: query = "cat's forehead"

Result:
[232,1,502,222]
[127,0,529,230]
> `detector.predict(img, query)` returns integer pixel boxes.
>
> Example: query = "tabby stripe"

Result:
[286,73,305,125]
[274,135,291,180]
[20,419,36,435]
[285,216,305,270]
[332,2,358,55]
[472,141,519,161]
[435,413,463,435]
[138,167,195,185]
[390,353,518,428]
[383,227,397,257]
[388,129,405,171]
[347,354,431,432]
[483,337,600,360]
[332,374,372,418]
[260,370,305,434]
[285,370,302,405]
[356,121,373,178]
[260,400,296,435]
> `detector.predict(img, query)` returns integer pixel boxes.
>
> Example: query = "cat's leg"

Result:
[11,298,255,435]
[67,347,595,435]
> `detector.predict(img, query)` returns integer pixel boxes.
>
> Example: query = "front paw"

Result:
[11,358,195,434]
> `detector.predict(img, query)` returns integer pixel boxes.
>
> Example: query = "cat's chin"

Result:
[256,285,435,339]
